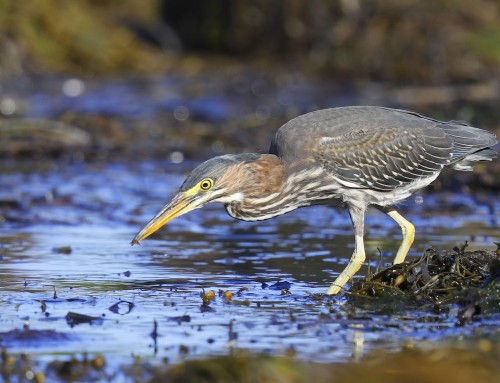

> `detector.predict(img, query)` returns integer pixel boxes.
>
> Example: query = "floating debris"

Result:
[151,320,158,355]
[108,300,135,315]
[218,289,234,302]
[65,312,103,327]
[264,281,292,290]
[200,289,216,306]
[52,246,72,254]
[168,315,191,325]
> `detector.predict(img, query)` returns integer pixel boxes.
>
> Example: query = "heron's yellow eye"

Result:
[199,178,214,191]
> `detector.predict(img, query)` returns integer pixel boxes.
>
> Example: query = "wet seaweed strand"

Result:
[350,245,499,303]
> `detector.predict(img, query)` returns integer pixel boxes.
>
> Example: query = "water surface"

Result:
[1,159,498,366]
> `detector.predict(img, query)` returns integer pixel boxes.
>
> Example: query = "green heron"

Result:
[132,106,497,295]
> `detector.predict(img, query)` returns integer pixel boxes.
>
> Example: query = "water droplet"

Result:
[415,195,423,204]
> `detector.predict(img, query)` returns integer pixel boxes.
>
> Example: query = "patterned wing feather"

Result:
[314,126,453,191]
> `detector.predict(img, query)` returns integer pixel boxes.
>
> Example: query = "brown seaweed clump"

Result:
[350,244,500,322]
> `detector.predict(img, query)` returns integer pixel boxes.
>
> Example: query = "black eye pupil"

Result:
[202,181,211,189]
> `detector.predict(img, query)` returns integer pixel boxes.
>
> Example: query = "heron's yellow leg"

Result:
[326,205,366,295]
[379,206,415,264]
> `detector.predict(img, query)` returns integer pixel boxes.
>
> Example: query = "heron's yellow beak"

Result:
[131,192,199,245]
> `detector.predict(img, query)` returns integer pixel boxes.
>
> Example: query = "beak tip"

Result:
[130,192,192,247]
[131,238,140,246]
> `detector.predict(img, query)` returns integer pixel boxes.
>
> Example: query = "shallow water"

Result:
[1,159,498,368]
[1,74,499,376]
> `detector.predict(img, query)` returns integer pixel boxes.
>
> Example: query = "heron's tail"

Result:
[451,147,497,171]
[439,122,498,171]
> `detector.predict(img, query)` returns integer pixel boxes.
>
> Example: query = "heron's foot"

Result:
[326,247,366,295]
[326,283,342,295]
[326,207,366,295]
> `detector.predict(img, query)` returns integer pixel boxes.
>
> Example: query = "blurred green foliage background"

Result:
[1,0,499,84]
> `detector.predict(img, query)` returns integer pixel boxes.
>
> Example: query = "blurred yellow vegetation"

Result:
[0,0,499,83]
[0,0,168,75]
[155,341,500,383]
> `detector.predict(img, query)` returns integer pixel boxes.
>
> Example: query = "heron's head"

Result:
[131,153,276,244]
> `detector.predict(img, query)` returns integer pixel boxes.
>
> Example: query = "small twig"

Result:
[376,247,383,274]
